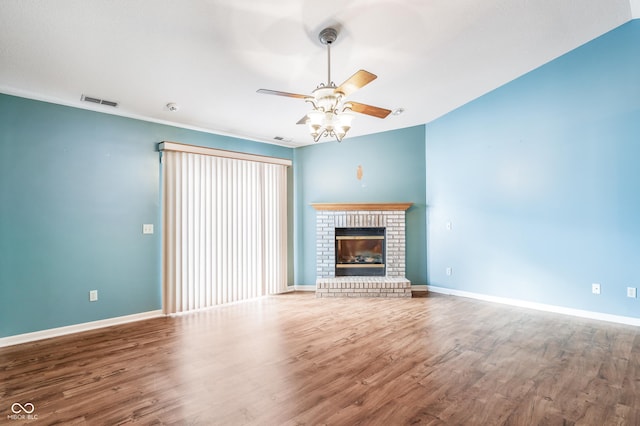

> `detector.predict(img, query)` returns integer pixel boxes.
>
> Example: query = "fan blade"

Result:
[257,89,309,99]
[296,115,308,125]
[335,70,377,96]
[348,102,392,119]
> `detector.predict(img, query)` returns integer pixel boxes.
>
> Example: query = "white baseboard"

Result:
[427,285,640,327]
[294,285,316,291]
[0,310,164,348]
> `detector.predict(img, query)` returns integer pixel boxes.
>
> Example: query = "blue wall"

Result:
[0,94,293,337]
[294,126,427,286]
[426,20,640,317]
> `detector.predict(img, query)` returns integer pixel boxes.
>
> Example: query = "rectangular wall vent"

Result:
[81,94,118,107]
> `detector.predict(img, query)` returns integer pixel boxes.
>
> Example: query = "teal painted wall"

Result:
[0,94,293,337]
[294,126,427,286]
[7,20,637,337]
[426,21,640,317]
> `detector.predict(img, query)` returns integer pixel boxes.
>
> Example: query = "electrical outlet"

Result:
[592,283,601,295]
[446,267,452,276]
[89,290,98,302]
[627,287,637,298]
[143,224,154,234]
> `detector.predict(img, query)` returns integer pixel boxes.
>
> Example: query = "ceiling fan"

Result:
[257,27,391,142]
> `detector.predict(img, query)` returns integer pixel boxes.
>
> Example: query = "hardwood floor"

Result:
[2,292,640,425]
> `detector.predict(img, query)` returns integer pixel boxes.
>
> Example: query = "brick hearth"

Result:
[316,277,412,298]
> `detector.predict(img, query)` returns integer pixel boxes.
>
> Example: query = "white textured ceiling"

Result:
[0,0,636,147]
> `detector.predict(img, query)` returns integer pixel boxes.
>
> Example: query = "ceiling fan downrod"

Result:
[319,27,338,87]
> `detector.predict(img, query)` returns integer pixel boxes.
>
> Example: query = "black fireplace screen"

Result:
[335,227,385,276]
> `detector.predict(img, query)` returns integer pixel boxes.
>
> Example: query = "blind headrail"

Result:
[159,141,292,167]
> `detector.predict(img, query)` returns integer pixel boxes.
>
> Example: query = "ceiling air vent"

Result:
[81,94,118,107]
[273,136,292,142]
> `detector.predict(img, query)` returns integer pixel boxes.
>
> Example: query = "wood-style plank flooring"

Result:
[2,292,640,425]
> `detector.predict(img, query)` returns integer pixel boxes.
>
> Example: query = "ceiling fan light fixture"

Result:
[306,108,354,143]
[336,111,354,142]
[305,75,355,142]
[338,111,354,128]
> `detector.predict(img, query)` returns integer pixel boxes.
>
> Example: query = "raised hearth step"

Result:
[316,277,411,298]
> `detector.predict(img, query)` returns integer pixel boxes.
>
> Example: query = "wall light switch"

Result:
[446,221,452,231]
[627,287,636,298]
[143,224,154,234]
[89,290,98,302]
[446,267,452,276]
[592,283,601,295]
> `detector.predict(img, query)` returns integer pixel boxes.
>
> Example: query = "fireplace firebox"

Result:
[335,227,385,276]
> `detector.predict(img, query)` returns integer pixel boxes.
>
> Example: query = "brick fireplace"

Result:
[312,202,413,298]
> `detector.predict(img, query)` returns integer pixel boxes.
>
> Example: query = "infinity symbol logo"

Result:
[11,402,35,414]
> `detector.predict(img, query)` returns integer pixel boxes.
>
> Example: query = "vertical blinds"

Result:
[161,142,290,314]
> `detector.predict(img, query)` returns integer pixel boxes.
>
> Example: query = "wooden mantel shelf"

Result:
[311,202,413,211]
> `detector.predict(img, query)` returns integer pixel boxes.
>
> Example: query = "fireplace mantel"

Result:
[311,202,413,211]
